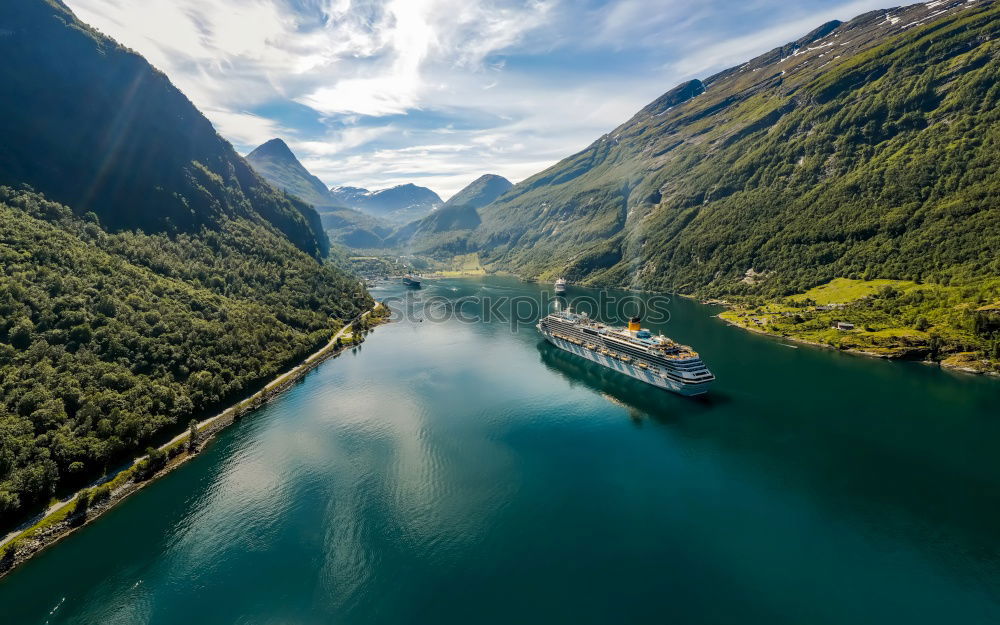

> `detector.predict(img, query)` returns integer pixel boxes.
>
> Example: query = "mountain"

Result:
[319,207,394,248]
[0,1,371,525]
[387,174,512,252]
[387,203,481,254]
[0,0,328,257]
[246,139,333,210]
[246,139,392,248]
[442,174,513,209]
[462,0,1000,297]
[329,186,373,207]
[330,183,443,224]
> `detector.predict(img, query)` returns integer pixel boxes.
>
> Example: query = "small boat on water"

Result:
[554,278,567,294]
[402,274,422,288]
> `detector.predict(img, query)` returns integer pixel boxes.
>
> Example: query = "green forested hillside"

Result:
[387,174,512,254]
[0,189,371,523]
[0,1,372,526]
[0,0,328,257]
[467,0,1000,297]
[387,203,482,255]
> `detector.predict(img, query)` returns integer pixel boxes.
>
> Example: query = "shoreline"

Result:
[713,310,1000,378]
[473,276,998,377]
[0,306,387,579]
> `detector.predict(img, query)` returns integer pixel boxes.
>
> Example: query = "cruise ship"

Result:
[537,310,714,396]
[554,278,567,294]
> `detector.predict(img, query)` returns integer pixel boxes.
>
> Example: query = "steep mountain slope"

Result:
[387,203,482,254]
[388,174,512,252]
[246,139,392,247]
[470,0,1000,297]
[0,1,372,524]
[0,189,371,524]
[319,207,394,248]
[0,0,328,257]
[330,183,443,224]
[442,174,513,209]
[246,139,333,210]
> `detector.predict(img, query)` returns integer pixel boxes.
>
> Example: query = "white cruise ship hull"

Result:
[539,328,711,396]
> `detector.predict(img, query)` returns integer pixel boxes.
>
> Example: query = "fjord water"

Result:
[2,277,999,624]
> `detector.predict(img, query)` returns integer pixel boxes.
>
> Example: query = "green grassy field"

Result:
[433,253,486,277]
[721,278,1000,372]
[788,278,920,305]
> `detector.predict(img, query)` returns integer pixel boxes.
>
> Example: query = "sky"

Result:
[65,0,897,200]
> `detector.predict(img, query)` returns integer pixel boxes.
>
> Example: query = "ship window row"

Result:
[550,325,712,379]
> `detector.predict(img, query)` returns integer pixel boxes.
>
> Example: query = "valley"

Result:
[279,0,1000,375]
[1,0,999,616]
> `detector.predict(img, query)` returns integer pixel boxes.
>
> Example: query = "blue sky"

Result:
[66,0,898,199]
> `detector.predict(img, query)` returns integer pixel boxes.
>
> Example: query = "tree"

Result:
[9,318,33,350]
[71,489,91,519]
[187,419,200,452]
[1,540,19,568]
[91,484,111,503]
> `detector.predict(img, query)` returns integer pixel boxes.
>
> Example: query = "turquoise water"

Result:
[2,277,999,624]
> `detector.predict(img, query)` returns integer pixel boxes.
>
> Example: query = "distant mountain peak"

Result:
[796,19,842,48]
[327,183,441,225]
[248,138,296,161]
[331,185,370,194]
[0,4,328,256]
[443,174,513,209]
[245,137,334,213]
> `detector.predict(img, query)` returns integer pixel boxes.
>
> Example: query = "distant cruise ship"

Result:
[554,278,567,294]
[537,311,714,396]
[402,274,421,287]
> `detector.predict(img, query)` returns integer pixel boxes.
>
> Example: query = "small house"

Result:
[833,321,855,331]
[815,303,846,312]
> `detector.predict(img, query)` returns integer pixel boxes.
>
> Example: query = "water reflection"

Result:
[538,319,1000,584]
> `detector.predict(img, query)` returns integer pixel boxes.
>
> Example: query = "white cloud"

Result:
[63,0,905,199]
[202,108,289,147]
[663,0,894,79]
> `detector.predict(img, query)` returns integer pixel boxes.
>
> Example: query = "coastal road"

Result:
[0,309,373,549]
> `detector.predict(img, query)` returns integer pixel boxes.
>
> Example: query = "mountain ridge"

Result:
[456,0,1000,296]
[245,138,394,248]
[246,138,334,210]
[386,174,512,252]
[0,0,372,525]
[352,183,444,224]
[0,0,329,257]
[443,174,513,209]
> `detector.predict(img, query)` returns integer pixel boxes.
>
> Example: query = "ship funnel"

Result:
[628,316,641,332]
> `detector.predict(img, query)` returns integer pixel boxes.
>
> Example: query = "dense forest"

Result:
[0,1,372,527]
[0,189,371,524]
[455,0,1000,299]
